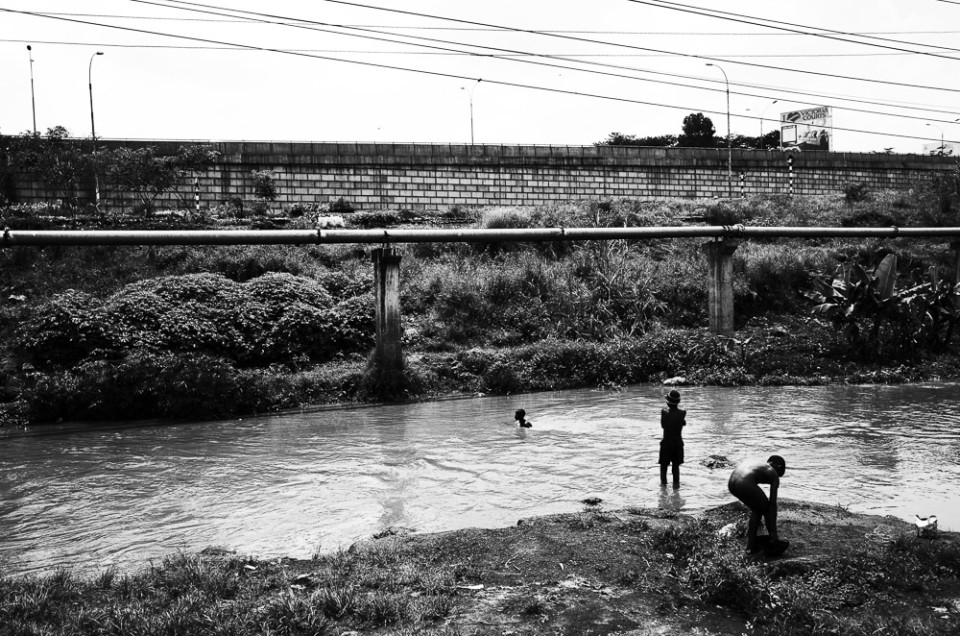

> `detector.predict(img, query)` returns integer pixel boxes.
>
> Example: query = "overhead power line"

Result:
[29,11,960,36]
[139,0,960,97]
[627,0,960,58]
[0,37,922,58]
[2,5,953,144]
[5,33,958,122]
[124,0,960,123]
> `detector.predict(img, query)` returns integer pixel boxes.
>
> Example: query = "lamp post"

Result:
[706,63,732,196]
[460,78,481,144]
[89,51,104,207]
[760,99,779,149]
[27,45,37,135]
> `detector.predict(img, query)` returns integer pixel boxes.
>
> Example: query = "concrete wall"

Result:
[8,139,956,211]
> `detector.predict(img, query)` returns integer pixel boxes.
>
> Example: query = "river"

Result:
[1,383,958,577]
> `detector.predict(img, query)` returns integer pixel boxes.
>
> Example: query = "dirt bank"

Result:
[281,499,960,635]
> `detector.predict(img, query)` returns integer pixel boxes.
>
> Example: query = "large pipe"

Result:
[3,225,960,247]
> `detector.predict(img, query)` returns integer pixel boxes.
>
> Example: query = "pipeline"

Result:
[3,225,960,247]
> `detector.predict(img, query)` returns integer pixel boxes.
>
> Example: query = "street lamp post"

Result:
[706,63,732,196]
[89,51,104,207]
[760,99,779,149]
[27,45,37,135]
[460,79,481,144]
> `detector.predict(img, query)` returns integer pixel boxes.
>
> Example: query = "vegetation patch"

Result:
[3,191,960,426]
[2,501,957,635]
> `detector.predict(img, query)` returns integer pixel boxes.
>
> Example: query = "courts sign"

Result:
[780,106,832,150]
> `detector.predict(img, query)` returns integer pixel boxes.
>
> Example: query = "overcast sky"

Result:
[2,0,959,153]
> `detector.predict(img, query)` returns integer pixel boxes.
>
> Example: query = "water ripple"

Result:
[2,383,959,576]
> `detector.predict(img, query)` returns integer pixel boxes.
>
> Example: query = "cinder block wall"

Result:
[8,140,954,211]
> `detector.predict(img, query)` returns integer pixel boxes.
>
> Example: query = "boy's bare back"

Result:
[728,459,780,488]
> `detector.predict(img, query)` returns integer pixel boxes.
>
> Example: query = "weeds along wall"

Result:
[9,140,956,211]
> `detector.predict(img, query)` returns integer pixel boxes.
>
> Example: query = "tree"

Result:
[102,144,218,215]
[759,129,781,150]
[678,113,717,148]
[251,170,278,215]
[596,132,678,147]
[104,147,179,214]
[6,126,92,207]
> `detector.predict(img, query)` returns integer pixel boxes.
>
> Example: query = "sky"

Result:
[1,0,959,154]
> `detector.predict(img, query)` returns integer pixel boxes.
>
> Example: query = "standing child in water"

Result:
[659,390,686,486]
[515,409,532,428]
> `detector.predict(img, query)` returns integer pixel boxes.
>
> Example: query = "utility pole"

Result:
[27,45,37,134]
[89,51,104,207]
[706,63,732,197]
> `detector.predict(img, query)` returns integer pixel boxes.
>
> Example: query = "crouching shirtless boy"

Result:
[728,455,786,553]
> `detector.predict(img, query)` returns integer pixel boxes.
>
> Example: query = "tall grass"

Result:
[646,518,960,636]
[4,193,960,423]
[0,544,460,635]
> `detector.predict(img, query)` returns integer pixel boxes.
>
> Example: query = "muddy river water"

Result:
[2,383,958,576]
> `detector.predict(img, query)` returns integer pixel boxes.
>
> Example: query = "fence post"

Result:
[703,239,740,336]
[788,154,794,196]
[372,247,403,375]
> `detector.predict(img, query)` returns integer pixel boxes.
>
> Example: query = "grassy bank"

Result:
[3,501,958,635]
[2,189,960,427]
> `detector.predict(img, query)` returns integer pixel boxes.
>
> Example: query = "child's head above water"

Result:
[514,409,526,421]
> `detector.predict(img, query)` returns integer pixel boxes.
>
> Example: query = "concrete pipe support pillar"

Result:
[702,239,740,336]
[372,247,403,374]
[952,241,960,287]
[951,241,960,311]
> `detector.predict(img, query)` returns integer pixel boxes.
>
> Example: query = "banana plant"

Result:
[907,266,960,347]
[804,254,903,350]
[807,254,960,353]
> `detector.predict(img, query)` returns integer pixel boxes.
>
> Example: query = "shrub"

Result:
[251,170,278,202]
[15,290,114,368]
[266,302,336,360]
[21,351,243,421]
[843,182,869,204]
[329,197,355,214]
[328,294,375,353]
[243,272,333,318]
[735,244,831,314]
[480,206,532,229]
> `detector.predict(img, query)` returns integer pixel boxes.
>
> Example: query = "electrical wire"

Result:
[28,11,960,36]
[150,0,960,95]
[306,0,960,73]
[626,0,960,58]
[2,6,953,144]
[9,33,959,122]
[0,38,922,57]
[122,0,960,124]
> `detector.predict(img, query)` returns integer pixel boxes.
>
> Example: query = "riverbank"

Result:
[4,192,960,427]
[3,500,957,635]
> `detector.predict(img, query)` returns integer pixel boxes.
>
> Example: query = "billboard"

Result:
[922,142,959,156]
[781,106,832,151]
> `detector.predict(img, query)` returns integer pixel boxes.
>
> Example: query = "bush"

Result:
[843,182,869,204]
[21,351,243,421]
[14,270,373,371]
[735,244,831,314]
[244,272,333,317]
[329,197,355,214]
[15,290,115,368]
